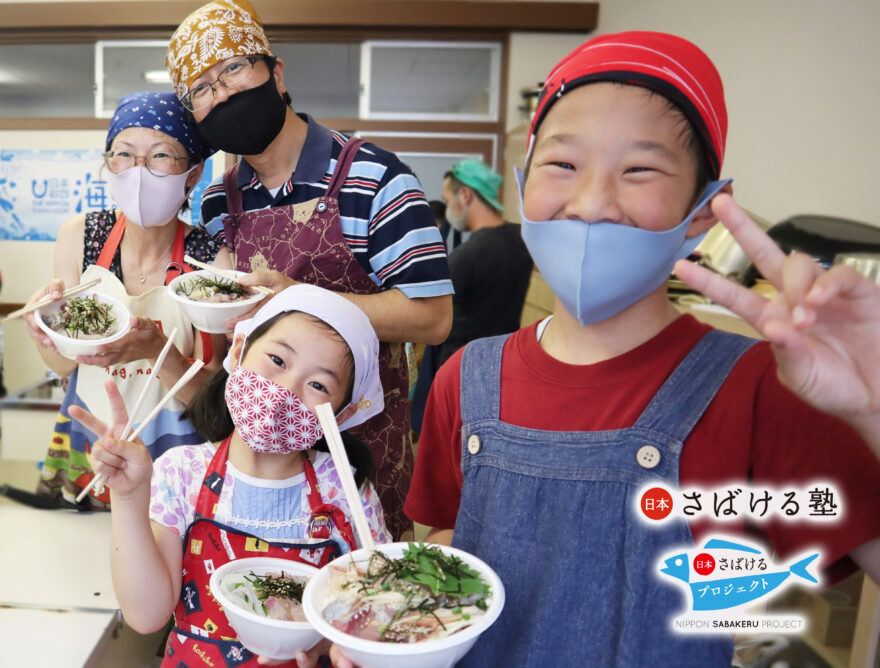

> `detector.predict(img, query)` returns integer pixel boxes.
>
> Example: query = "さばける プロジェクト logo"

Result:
[657,536,820,634]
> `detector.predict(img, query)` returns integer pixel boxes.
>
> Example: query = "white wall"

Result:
[506,32,590,133]
[509,0,880,226]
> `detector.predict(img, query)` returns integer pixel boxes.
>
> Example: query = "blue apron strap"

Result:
[459,334,508,427]
[634,329,760,442]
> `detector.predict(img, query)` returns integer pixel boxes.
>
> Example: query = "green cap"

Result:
[451,158,504,212]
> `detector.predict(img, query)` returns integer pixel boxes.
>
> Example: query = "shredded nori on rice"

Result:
[46,295,116,339]
[175,275,250,299]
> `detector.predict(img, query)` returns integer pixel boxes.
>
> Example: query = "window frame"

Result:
[94,39,171,118]
[359,40,502,122]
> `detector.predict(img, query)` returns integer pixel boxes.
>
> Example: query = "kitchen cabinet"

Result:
[849,576,880,667]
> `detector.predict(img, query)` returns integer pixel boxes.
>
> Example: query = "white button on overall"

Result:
[636,445,661,469]
[467,434,481,454]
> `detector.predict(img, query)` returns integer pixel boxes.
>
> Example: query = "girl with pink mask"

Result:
[22,92,233,509]
[70,283,390,666]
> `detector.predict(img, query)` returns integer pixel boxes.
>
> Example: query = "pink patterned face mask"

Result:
[224,366,324,454]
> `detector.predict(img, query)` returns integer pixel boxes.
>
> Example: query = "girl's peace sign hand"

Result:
[69,379,154,500]
[674,194,880,440]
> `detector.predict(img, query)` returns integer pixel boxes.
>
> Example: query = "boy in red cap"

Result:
[405,31,880,666]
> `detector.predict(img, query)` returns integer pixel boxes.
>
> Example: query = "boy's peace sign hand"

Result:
[69,379,154,500]
[674,194,880,441]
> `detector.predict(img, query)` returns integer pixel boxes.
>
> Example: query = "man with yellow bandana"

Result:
[166,0,454,541]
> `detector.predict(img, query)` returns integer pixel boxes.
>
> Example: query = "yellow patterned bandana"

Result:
[165,0,272,99]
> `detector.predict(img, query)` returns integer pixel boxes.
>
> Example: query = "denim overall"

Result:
[452,329,757,667]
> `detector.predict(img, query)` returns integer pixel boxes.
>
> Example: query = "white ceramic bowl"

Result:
[302,543,505,668]
[209,557,322,660]
[167,269,264,334]
[35,291,132,360]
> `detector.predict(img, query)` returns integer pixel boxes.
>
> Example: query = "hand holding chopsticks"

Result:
[314,402,376,551]
[4,277,102,322]
[183,255,275,296]
[76,339,203,503]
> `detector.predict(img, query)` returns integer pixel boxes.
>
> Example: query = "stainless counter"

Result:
[0,373,65,408]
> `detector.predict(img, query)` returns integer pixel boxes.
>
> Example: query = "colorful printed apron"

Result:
[222,139,412,539]
[42,216,211,507]
[452,329,757,666]
[164,435,353,666]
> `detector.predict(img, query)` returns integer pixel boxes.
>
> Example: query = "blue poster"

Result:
[0,148,107,240]
[0,149,215,240]
[179,156,213,227]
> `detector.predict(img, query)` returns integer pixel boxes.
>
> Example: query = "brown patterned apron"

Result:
[222,139,412,539]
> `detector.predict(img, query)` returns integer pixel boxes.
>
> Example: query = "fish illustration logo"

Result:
[659,537,819,611]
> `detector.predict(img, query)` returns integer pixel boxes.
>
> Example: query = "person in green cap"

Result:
[411,159,532,435]
[438,158,533,366]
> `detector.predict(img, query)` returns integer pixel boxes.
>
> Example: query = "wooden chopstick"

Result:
[87,327,179,498]
[76,358,205,503]
[3,278,103,322]
[118,327,179,440]
[315,402,375,551]
[127,360,205,441]
[182,255,275,296]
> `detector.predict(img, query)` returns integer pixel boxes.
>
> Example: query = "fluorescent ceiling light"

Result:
[0,67,20,84]
[143,70,171,84]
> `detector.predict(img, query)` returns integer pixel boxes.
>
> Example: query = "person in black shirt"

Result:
[428,199,462,256]
[412,160,532,433]
[437,159,534,366]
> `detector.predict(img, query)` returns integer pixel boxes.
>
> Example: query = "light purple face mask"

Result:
[106,165,196,228]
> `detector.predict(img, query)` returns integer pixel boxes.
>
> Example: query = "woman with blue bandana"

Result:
[22,92,232,509]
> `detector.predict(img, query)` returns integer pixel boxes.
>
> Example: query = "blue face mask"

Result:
[517,167,731,326]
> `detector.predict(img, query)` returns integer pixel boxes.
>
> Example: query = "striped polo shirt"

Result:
[200,113,453,298]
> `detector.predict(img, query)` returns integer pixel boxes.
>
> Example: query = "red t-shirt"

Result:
[405,315,880,583]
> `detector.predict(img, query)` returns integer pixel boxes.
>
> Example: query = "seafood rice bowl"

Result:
[167,269,264,333]
[35,291,131,359]
[209,557,322,660]
[303,542,505,668]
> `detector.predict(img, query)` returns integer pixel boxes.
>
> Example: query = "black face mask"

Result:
[197,75,287,155]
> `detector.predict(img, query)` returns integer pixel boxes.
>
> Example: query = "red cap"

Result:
[528,31,727,178]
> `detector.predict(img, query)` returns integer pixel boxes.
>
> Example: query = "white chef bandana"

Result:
[223,284,384,431]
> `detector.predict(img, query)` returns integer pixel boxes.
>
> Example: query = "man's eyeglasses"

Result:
[103,150,189,177]
[180,55,267,112]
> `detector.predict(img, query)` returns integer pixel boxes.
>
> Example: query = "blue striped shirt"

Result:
[200,114,453,298]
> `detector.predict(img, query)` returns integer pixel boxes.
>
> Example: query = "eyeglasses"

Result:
[103,150,189,177]
[180,55,266,112]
